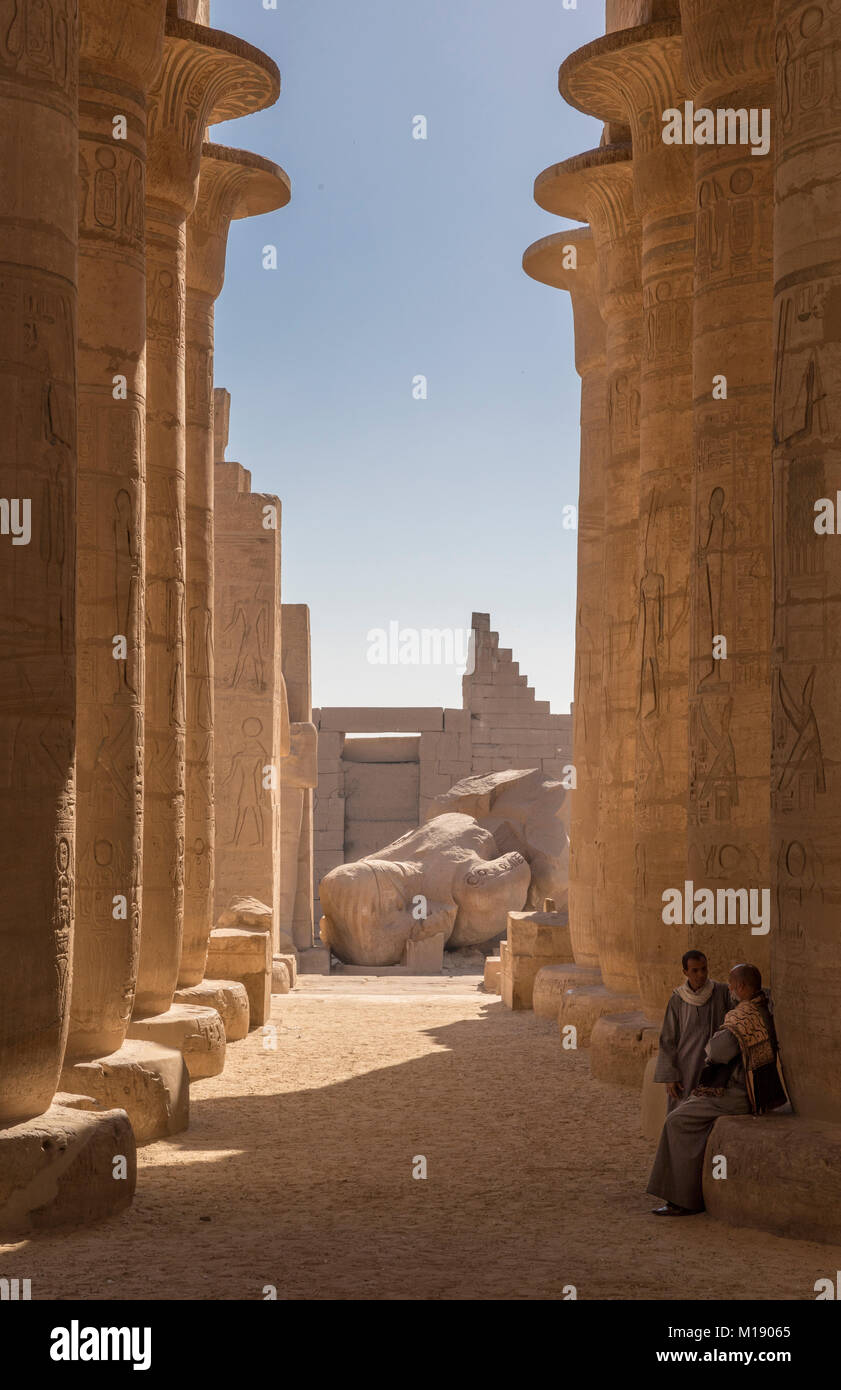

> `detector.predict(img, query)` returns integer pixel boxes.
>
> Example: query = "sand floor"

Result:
[1,974,837,1301]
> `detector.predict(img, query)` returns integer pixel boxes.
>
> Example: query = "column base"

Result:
[703,1114,841,1246]
[272,952,298,993]
[60,1041,189,1145]
[640,1055,668,1140]
[0,1102,136,1238]
[297,946,331,975]
[174,980,250,1041]
[483,956,501,993]
[206,927,271,1027]
[502,912,574,1010]
[557,983,642,1047]
[589,1010,660,1088]
[127,1004,226,1080]
[533,964,602,1021]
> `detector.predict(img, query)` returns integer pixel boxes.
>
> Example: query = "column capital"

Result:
[535,146,640,321]
[187,143,291,300]
[680,0,774,104]
[147,20,280,215]
[79,0,167,90]
[523,228,605,376]
[559,23,691,216]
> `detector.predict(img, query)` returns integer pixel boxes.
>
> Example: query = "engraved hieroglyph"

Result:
[522,228,605,968]
[214,441,290,938]
[280,604,318,952]
[135,17,279,1017]
[180,145,290,985]
[69,0,168,1064]
[681,0,774,985]
[771,0,841,1123]
[534,143,643,996]
[0,0,79,1124]
[561,20,695,1021]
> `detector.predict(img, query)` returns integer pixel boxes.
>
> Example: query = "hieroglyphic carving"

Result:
[0,1,78,1122]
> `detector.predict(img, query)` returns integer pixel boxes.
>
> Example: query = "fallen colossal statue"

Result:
[319,813,531,965]
[425,768,569,912]
[319,770,568,966]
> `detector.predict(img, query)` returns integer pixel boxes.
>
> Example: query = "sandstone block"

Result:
[272,959,291,993]
[556,984,641,1047]
[640,1055,668,1142]
[589,1011,660,1088]
[274,952,298,988]
[217,896,273,933]
[60,1042,189,1145]
[206,928,272,1027]
[297,946,331,975]
[404,933,444,973]
[484,956,501,993]
[127,1004,226,1080]
[173,980,250,1041]
[501,910,574,1010]
[0,1104,136,1238]
[533,964,602,1021]
[703,1115,841,1246]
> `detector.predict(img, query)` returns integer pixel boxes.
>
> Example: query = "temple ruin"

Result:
[520,0,841,1246]
[2,0,841,1293]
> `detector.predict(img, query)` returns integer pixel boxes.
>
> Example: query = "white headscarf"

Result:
[675,977,716,1007]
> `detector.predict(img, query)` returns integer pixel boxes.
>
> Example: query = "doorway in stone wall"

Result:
[341,734,421,861]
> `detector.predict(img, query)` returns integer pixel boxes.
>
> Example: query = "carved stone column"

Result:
[535,146,643,1009]
[0,2,139,1238]
[179,143,290,988]
[771,1,841,1124]
[0,0,79,1127]
[280,604,318,955]
[522,228,605,972]
[701,0,841,1253]
[561,21,695,1022]
[213,454,290,928]
[132,17,278,1032]
[68,0,166,1068]
[680,1,775,983]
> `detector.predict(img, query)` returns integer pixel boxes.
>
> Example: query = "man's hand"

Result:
[666,1081,683,1101]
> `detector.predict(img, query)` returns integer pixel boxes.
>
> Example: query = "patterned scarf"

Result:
[723,995,787,1114]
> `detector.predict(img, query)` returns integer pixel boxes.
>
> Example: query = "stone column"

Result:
[132,17,279,1031]
[535,145,643,1008]
[179,144,290,988]
[680,0,775,983]
[0,2,138,1238]
[280,603,319,955]
[561,20,695,1021]
[771,1,841,1123]
[213,454,290,927]
[0,0,79,1127]
[68,0,166,1067]
[522,227,605,972]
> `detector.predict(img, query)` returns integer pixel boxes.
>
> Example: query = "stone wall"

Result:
[313,613,572,924]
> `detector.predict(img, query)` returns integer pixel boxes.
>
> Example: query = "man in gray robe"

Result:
[647,963,778,1216]
[653,950,731,1112]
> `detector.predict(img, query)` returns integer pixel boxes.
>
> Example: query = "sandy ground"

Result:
[1,974,837,1301]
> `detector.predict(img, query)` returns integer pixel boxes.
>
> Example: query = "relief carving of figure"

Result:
[222,716,269,847]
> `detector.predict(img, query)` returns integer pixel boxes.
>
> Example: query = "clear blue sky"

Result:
[210,0,604,711]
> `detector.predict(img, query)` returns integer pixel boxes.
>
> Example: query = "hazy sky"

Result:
[210,0,604,713]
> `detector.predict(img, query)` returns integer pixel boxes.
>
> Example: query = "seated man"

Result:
[646,963,787,1216]
[654,949,731,1112]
